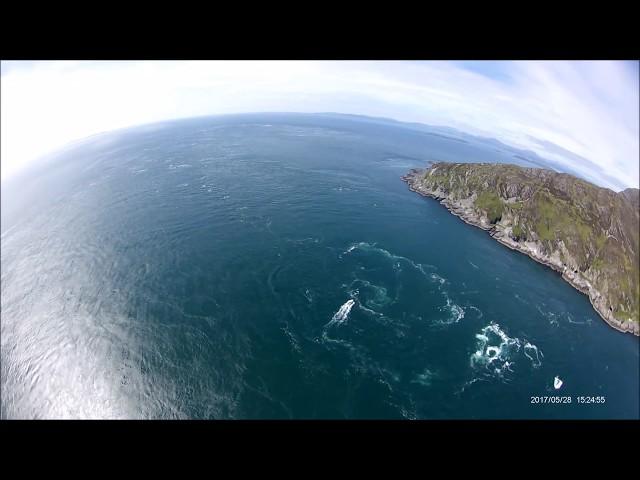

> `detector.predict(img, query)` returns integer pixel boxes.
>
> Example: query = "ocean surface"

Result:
[2,113,638,419]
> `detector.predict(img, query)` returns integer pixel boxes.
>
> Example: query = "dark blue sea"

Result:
[1,113,638,419]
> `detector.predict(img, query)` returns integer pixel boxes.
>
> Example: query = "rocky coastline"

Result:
[402,167,639,336]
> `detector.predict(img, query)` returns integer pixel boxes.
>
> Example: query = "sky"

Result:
[1,60,638,190]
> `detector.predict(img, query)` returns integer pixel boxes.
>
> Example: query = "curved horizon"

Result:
[2,61,638,190]
[2,110,635,194]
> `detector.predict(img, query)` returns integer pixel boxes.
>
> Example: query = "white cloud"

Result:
[1,60,638,189]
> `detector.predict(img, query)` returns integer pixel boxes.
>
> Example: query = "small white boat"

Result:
[554,376,563,390]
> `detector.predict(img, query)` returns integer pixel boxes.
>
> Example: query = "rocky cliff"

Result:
[402,162,639,335]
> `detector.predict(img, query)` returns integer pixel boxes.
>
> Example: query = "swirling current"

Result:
[1,113,638,419]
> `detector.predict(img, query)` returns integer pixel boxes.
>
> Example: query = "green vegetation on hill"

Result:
[414,162,640,330]
[512,223,525,241]
[474,191,504,223]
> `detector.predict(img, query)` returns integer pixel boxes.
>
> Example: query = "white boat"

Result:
[553,376,563,390]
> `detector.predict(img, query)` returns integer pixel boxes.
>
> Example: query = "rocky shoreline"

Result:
[402,168,639,336]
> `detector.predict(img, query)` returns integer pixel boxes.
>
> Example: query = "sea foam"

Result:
[470,323,543,379]
[341,242,435,276]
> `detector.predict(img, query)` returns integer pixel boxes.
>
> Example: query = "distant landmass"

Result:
[319,113,628,190]
[403,162,640,335]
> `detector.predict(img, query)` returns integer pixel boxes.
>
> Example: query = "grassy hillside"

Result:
[413,162,639,330]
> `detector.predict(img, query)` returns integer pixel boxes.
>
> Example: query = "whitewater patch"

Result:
[434,295,465,326]
[524,341,543,368]
[425,273,467,327]
[470,322,543,380]
[471,325,518,379]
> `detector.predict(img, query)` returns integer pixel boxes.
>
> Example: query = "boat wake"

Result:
[327,299,355,327]
[320,299,358,349]
[322,299,356,341]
